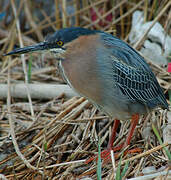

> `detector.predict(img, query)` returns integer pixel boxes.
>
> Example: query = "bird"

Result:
[5,27,168,162]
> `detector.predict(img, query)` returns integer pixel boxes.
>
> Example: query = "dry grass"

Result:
[0,0,171,179]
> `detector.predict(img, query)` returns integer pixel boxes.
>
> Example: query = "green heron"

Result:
[5,27,168,162]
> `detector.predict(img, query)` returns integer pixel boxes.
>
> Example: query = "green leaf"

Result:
[44,142,47,152]
[28,56,32,83]
[116,154,122,180]
[168,90,171,103]
[97,140,102,180]
[152,123,171,160]
[121,161,129,179]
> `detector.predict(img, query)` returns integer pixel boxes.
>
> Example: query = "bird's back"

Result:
[98,32,168,111]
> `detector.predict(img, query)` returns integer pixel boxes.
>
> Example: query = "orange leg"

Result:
[111,114,141,160]
[85,114,141,164]
[108,119,120,149]
[86,119,120,164]
[124,114,139,146]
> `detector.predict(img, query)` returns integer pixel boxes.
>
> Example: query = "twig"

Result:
[121,142,169,165]
[7,57,39,172]
[0,84,78,99]
[0,174,8,180]
[11,0,35,119]
[133,0,171,49]
[39,159,85,169]
[0,28,36,46]
[103,0,144,31]
[128,170,171,180]
[62,0,67,27]
[24,0,44,41]
[110,150,116,179]
[85,0,127,28]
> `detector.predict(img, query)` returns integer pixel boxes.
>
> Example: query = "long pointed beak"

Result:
[4,42,49,56]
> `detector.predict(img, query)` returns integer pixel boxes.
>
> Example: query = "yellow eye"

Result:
[57,40,64,46]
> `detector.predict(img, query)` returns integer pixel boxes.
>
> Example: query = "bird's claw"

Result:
[85,145,141,164]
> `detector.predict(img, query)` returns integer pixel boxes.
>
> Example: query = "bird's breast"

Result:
[59,34,104,105]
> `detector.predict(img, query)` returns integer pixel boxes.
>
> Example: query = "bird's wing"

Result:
[100,33,168,109]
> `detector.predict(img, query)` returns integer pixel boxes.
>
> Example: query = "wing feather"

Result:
[100,33,168,109]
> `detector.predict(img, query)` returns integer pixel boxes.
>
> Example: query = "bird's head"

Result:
[5,27,100,58]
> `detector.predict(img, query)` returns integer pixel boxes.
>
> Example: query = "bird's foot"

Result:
[85,144,123,164]
[85,144,141,164]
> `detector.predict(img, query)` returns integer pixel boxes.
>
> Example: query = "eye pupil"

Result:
[57,41,63,46]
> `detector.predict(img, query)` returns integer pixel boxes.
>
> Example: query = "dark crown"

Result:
[45,27,101,44]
